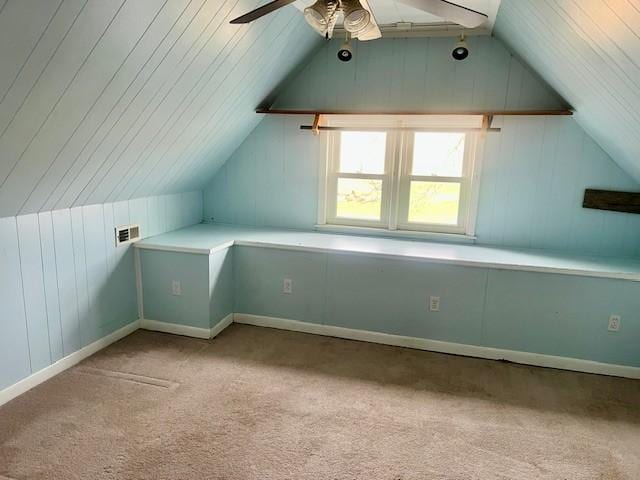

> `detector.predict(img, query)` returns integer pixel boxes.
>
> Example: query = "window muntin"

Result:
[323,120,480,235]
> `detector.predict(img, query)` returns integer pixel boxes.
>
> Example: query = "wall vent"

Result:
[115,224,141,246]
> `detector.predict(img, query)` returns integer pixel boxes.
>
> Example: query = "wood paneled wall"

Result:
[205,36,640,258]
[0,191,202,390]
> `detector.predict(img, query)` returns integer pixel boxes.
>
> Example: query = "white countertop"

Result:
[135,224,640,281]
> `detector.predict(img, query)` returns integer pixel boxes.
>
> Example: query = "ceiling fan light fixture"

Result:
[304,0,338,35]
[341,0,371,33]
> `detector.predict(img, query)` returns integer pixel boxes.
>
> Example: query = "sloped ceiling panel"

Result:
[495,0,640,183]
[0,0,320,218]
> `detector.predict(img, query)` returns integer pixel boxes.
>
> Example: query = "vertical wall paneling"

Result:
[37,211,64,362]
[205,36,640,258]
[0,217,31,389]
[0,191,203,391]
[70,206,91,347]
[81,204,108,344]
[16,214,52,372]
[51,208,81,356]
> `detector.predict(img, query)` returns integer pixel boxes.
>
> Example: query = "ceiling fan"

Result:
[230,0,488,43]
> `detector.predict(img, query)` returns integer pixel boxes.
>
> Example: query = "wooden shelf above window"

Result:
[256,108,574,116]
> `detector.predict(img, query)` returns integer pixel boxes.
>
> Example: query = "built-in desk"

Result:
[134,223,640,378]
[136,223,640,281]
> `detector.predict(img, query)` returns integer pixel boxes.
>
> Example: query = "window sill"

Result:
[313,224,477,244]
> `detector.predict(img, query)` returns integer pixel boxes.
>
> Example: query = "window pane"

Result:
[336,178,382,221]
[408,181,460,225]
[412,133,465,177]
[339,132,386,174]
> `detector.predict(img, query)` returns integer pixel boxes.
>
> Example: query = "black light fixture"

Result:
[452,34,469,61]
[338,33,353,62]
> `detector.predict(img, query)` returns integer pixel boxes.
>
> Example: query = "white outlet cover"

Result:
[283,278,293,294]
[172,280,182,296]
[608,315,621,332]
[429,296,440,312]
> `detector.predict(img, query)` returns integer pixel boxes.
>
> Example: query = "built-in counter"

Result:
[134,223,640,377]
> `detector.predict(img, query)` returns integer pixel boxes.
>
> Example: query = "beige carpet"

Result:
[1,325,639,479]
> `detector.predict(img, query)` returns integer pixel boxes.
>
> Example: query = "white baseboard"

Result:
[0,320,140,407]
[140,313,233,340]
[139,319,211,339]
[233,313,640,380]
[211,313,234,338]
[3,311,637,409]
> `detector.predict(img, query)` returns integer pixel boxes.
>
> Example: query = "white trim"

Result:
[139,319,210,339]
[210,313,234,338]
[465,132,484,237]
[321,119,482,236]
[313,223,477,243]
[233,314,640,379]
[134,235,640,281]
[134,248,144,320]
[232,239,640,281]
[0,320,140,407]
[140,314,234,340]
[134,243,213,255]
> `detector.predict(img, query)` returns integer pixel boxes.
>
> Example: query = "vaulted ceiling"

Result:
[1,0,639,220]
[0,0,319,218]
[495,0,640,183]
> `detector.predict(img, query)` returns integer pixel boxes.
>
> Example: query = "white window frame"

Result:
[317,115,484,240]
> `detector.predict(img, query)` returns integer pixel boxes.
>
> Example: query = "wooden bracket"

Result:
[312,114,321,135]
[481,114,493,138]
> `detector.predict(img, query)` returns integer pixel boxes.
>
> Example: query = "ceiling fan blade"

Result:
[395,0,488,28]
[230,0,297,24]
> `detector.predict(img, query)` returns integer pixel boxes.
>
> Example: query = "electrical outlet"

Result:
[608,315,621,332]
[283,278,293,294]
[171,280,182,296]
[429,296,440,312]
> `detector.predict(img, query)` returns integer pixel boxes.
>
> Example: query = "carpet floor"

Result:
[1,324,639,479]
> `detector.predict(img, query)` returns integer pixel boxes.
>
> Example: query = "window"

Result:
[319,115,482,236]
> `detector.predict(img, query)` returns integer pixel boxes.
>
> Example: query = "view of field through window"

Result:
[335,131,464,225]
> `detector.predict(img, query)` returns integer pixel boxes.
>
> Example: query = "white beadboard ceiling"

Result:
[2,0,639,220]
[494,0,640,184]
[0,0,319,218]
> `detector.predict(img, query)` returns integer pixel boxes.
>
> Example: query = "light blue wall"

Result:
[234,246,640,367]
[141,250,211,329]
[140,247,233,330]
[209,248,234,327]
[206,114,640,258]
[0,191,202,391]
[272,36,564,111]
[204,36,640,258]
